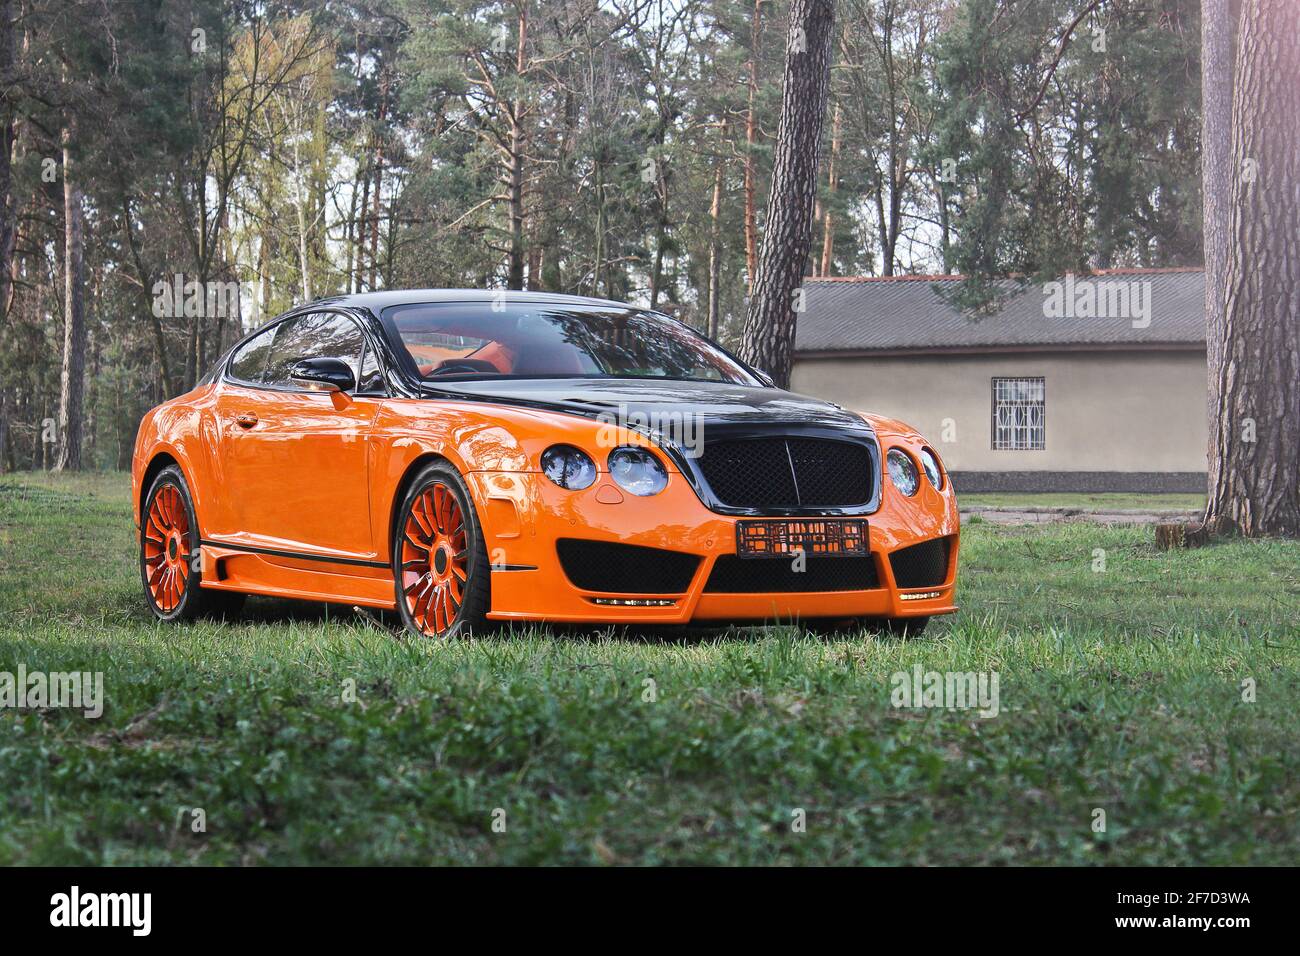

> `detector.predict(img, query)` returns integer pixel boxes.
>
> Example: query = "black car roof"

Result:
[309,288,640,314]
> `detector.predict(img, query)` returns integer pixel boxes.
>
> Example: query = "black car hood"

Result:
[425,377,871,432]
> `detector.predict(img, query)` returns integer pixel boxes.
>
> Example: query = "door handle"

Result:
[235,413,259,429]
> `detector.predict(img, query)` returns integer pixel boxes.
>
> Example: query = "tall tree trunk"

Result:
[739,0,834,388]
[0,0,15,327]
[0,389,9,474]
[344,157,359,294]
[292,137,311,301]
[355,149,371,293]
[819,100,841,276]
[1205,0,1300,536]
[1201,0,1236,520]
[259,231,272,322]
[707,153,724,339]
[55,117,86,472]
[742,0,763,292]
[369,75,390,291]
[506,2,528,290]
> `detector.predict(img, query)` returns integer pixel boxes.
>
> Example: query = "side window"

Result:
[263,312,366,389]
[356,342,386,394]
[228,326,277,384]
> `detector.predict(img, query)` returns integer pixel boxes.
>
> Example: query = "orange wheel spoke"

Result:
[143,481,192,615]
[401,479,475,638]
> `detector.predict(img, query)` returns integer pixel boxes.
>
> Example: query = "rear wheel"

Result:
[140,465,245,622]
[393,462,490,639]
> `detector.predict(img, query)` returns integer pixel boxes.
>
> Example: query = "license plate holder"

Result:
[735,519,868,558]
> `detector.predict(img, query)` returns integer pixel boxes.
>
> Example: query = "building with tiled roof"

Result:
[791,268,1207,492]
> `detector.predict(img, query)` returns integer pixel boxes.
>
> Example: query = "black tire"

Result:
[876,615,930,637]
[140,465,245,622]
[392,460,490,639]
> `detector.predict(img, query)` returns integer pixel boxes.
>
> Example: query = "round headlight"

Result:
[541,444,597,490]
[608,446,668,496]
[919,448,944,490]
[887,448,919,497]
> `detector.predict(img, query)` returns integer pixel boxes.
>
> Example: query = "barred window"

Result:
[992,377,1045,450]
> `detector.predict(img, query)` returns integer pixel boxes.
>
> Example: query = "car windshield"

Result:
[382,301,757,384]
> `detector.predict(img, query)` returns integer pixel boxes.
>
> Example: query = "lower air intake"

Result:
[557,539,701,594]
[704,554,880,593]
[888,537,951,589]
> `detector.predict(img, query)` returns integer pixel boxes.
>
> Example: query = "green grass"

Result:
[1,471,1297,865]
[960,492,1205,511]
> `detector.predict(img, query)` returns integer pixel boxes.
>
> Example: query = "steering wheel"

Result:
[427,360,499,377]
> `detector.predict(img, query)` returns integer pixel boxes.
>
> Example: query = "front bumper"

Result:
[468,467,960,626]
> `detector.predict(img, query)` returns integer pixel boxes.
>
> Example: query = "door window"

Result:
[263,313,367,389]
[227,326,277,384]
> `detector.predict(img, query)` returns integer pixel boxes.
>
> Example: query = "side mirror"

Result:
[753,368,776,388]
[291,357,356,393]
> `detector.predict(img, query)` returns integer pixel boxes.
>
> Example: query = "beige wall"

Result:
[791,350,1208,473]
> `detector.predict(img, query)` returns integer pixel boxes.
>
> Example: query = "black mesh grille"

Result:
[704,555,881,593]
[696,439,798,507]
[557,539,701,594]
[888,537,951,589]
[786,438,873,505]
[697,437,873,508]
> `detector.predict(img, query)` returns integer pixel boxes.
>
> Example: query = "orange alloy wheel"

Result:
[143,483,192,613]
[400,480,471,636]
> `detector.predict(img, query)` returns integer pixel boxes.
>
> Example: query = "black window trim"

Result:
[221,306,392,397]
[372,298,764,388]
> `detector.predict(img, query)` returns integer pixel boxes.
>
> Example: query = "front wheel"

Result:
[392,462,490,639]
[140,465,244,622]
[803,615,930,637]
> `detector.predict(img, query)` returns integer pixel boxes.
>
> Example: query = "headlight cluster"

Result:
[607,446,668,496]
[541,444,667,496]
[886,449,919,497]
[887,447,944,496]
[541,444,597,490]
[919,448,944,490]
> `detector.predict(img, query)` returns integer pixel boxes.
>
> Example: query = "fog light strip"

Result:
[590,597,677,607]
[899,590,943,601]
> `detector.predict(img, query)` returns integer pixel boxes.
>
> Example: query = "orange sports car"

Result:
[132,291,959,638]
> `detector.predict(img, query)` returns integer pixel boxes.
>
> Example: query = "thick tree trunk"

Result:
[1205,0,1300,536]
[1201,0,1236,517]
[739,0,835,388]
[55,119,86,472]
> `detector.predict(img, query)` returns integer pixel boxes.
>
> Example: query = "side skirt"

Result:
[199,541,397,610]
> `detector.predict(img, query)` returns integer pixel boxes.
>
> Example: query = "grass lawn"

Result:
[959,492,1205,512]
[1,471,1296,865]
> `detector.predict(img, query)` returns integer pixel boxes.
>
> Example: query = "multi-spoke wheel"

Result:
[143,481,192,613]
[140,464,244,622]
[393,462,489,639]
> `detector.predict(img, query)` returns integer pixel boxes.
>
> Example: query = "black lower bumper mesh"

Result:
[888,537,952,589]
[556,539,701,594]
[704,554,881,593]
